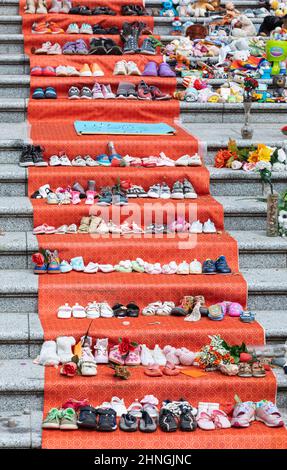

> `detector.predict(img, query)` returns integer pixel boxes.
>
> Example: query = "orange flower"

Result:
[247,151,259,164]
[215,149,237,168]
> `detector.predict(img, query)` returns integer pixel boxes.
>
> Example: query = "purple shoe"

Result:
[75,39,89,55]
[62,41,76,55]
[158,62,176,77]
[142,61,158,77]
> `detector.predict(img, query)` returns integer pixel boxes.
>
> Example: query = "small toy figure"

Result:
[171,17,182,35]
[188,0,215,17]
[272,74,286,97]
[160,0,177,16]
[259,60,272,80]
[280,60,287,74]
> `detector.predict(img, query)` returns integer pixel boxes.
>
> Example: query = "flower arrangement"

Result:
[198,335,247,370]
[243,77,258,101]
[214,139,287,172]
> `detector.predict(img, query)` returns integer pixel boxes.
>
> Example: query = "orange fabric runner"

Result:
[20,0,287,449]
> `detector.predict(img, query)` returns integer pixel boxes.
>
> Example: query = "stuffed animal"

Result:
[176,0,190,16]
[231,14,257,37]
[188,0,215,17]
[160,0,177,16]
[270,0,287,16]
[273,74,286,97]
[225,1,240,18]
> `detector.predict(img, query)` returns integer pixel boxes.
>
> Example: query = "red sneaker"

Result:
[42,66,56,77]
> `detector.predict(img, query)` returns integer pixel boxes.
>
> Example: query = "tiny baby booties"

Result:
[36,340,60,366]
[56,336,76,363]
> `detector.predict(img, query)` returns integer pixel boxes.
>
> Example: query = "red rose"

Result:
[61,362,77,377]
[32,253,45,266]
[239,353,252,363]
[118,337,135,356]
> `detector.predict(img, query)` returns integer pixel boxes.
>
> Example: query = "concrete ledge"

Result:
[0,410,42,448]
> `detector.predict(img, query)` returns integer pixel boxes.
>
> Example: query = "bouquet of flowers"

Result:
[278,190,287,236]
[214,139,287,172]
[198,335,247,369]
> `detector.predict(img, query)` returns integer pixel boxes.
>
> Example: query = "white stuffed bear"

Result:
[231,14,257,37]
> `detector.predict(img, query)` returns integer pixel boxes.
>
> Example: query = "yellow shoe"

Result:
[90,63,104,77]
[79,64,92,77]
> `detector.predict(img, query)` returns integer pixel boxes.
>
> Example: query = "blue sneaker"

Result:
[96,154,111,166]
[45,87,57,99]
[240,311,255,323]
[202,259,216,274]
[112,190,128,206]
[32,87,45,99]
[97,188,112,206]
[215,256,231,274]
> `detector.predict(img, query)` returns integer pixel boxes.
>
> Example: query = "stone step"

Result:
[0,0,265,15]
[0,410,41,448]
[0,309,286,360]
[0,267,287,312]
[0,74,283,98]
[1,162,287,197]
[0,195,270,232]
[0,358,285,412]
[0,98,287,124]
[1,230,286,270]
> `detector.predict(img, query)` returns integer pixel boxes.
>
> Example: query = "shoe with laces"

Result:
[101,84,115,99]
[34,41,52,54]
[126,61,141,75]
[66,66,80,76]
[79,63,92,76]
[42,408,61,429]
[80,23,93,34]
[60,408,78,430]
[80,86,93,99]
[99,302,114,318]
[68,86,80,99]
[48,43,62,54]
[92,82,104,99]
[91,63,104,76]
[66,23,79,34]
[50,22,65,34]
[148,183,161,198]
[137,80,152,100]
[171,181,184,199]
[150,85,170,101]
[19,145,34,167]
[215,256,231,274]
[202,259,216,274]
[56,65,67,76]
[160,183,171,199]
[183,179,197,199]
[32,22,51,34]
[140,37,156,55]
[114,60,127,75]
[32,146,47,167]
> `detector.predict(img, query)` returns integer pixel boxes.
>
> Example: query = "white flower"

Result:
[278,148,287,163]
[278,210,287,226]
[231,160,242,170]
[256,161,272,171]
[272,162,285,172]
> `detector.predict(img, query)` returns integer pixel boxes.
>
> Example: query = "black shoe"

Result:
[140,37,156,55]
[31,145,47,167]
[97,408,117,431]
[69,5,91,15]
[179,404,197,431]
[126,302,139,317]
[139,410,157,432]
[19,145,34,167]
[89,38,108,55]
[159,408,178,432]
[73,182,86,198]
[77,406,97,429]
[104,39,122,55]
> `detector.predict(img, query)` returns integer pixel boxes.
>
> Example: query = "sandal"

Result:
[238,362,252,378]
[156,301,175,316]
[162,361,180,376]
[127,400,143,418]
[252,362,266,378]
[142,301,162,316]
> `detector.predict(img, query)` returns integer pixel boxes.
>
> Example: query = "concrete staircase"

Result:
[0,0,286,448]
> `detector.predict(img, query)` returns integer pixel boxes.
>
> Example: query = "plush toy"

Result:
[225,1,240,19]
[176,0,190,16]
[270,0,287,16]
[273,74,286,97]
[160,0,177,16]
[231,14,257,37]
[188,0,215,17]
[259,60,272,79]
[171,17,182,35]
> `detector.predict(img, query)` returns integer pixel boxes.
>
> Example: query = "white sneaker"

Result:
[99,302,113,318]
[177,261,190,275]
[141,344,154,366]
[113,60,127,75]
[66,65,80,76]
[57,303,72,319]
[175,154,189,166]
[86,302,100,318]
[84,262,99,273]
[94,338,109,363]
[126,61,141,76]
[56,65,67,76]
[189,220,203,233]
[189,153,202,166]
[190,259,202,274]
[110,397,127,417]
[59,154,71,166]
[49,155,61,166]
[158,152,175,166]
[203,219,216,233]
[152,344,167,366]
[72,303,86,318]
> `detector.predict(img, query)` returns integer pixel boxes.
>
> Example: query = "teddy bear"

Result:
[225,1,240,19]
[273,74,286,97]
[188,0,215,17]
[176,0,190,16]
[231,14,257,36]
[160,0,177,16]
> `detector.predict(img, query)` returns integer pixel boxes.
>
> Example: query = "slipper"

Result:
[139,410,157,433]
[84,262,99,273]
[144,364,163,377]
[162,361,180,376]
[119,413,138,432]
[127,400,143,418]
